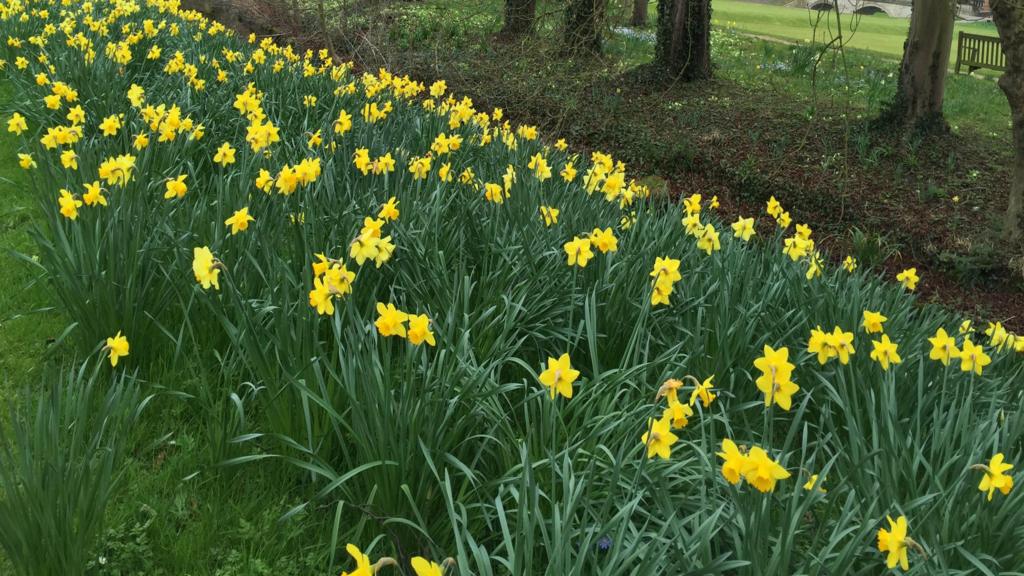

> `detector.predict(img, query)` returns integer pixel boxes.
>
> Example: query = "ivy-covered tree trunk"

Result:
[885,0,956,129]
[565,0,606,54]
[631,0,648,26]
[500,0,537,39]
[654,0,711,80]
[991,0,1024,240]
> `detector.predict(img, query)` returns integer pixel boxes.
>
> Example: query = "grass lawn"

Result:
[0,83,65,398]
[704,0,999,64]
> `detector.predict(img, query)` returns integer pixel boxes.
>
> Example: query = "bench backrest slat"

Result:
[956,31,1006,72]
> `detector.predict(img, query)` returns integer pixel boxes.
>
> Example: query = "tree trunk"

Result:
[500,0,537,39]
[991,0,1024,240]
[631,0,648,26]
[565,0,606,54]
[886,0,956,129]
[654,0,711,80]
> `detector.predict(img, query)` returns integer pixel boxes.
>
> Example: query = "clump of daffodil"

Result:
[350,216,396,268]
[765,196,791,228]
[717,439,789,492]
[353,148,396,176]
[538,353,579,400]
[430,132,463,156]
[308,254,355,316]
[274,158,322,195]
[653,377,698,430]
[103,331,130,367]
[782,235,813,262]
[650,256,682,306]
[753,345,798,410]
[807,326,855,365]
[973,453,1014,501]
[373,303,434,346]
[98,154,136,187]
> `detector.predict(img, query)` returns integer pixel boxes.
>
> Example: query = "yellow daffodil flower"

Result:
[641,415,678,460]
[375,302,409,338]
[975,453,1014,501]
[870,334,901,370]
[754,345,798,410]
[538,353,579,400]
[104,331,130,367]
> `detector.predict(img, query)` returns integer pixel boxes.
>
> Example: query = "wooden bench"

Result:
[955,31,1006,74]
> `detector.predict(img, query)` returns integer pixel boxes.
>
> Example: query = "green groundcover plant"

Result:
[0,0,1022,574]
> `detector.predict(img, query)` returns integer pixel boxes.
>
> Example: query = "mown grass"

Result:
[704,0,998,62]
[0,82,64,398]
